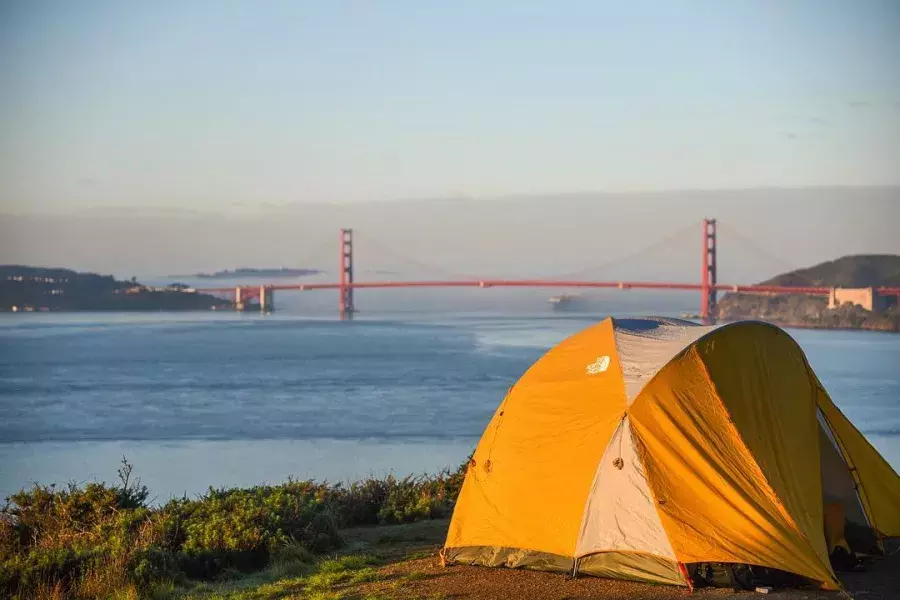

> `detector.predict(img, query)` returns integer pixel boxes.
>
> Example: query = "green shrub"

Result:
[0,454,472,598]
[302,509,343,553]
[0,463,157,598]
[270,541,314,566]
[268,540,315,579]
[332,478,392,526]
[376,477,431,524]
[170,482,344,555]
[127,549,182,589]
[175,549,266,581]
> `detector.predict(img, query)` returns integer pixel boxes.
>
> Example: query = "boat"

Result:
[548,294,582,311]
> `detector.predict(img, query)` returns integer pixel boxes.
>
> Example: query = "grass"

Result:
[167,520,448,600]
[171,553,388,599]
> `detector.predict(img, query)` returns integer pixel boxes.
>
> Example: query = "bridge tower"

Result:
[259,285,275,313]
[700,218,717,321]
[339,228,354,320]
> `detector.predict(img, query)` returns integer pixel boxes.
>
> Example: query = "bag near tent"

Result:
[442,318,900,590]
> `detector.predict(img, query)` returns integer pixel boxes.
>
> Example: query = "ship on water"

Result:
[548,293,584,311]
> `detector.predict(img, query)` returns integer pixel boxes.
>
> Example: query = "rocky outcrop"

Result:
[713,254,900,333]
[716,293,899,332]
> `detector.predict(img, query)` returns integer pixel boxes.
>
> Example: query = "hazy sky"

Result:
[2,1,899,213]
[3,189,899,280]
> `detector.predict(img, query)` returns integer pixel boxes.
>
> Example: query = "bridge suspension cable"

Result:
[355,221,700,283]
[540,221,698,281]
[289,237,338,274]
[715,222,816,285]
[197,219,856,318]
[352,232,486,280]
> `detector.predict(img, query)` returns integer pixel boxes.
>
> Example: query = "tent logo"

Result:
[586,356,610,375]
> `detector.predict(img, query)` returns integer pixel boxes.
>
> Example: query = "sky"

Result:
[1,1,899,214]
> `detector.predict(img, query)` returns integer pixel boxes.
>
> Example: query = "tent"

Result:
[442,318,900,589]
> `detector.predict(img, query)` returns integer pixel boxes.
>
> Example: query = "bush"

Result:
[269,540,314,568]
[377,476,438,524]
[1,547,95,596]
[332,478,392,527]
[127,549,181,589]
[1,455,472,599]
[170,481,344,555]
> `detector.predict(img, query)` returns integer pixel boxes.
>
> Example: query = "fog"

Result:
[3,187,899,288]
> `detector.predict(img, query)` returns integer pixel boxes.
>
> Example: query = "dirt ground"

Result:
[342,520,900,600]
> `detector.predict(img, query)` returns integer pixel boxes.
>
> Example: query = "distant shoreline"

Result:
[717,317,899,334]
[1,265,232,312]
[716,294,900,334]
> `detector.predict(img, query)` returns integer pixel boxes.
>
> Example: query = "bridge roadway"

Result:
[194,279,900,296]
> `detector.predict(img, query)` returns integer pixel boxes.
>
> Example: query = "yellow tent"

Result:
[443,318,900,589]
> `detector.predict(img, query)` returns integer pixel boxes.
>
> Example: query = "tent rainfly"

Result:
[442,318,900,589]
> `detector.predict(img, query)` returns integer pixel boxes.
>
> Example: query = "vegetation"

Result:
[0,266,231,312]
[760,254,900,288]
[0,458,467,599]
[169,543,439,600]
[716,254,900,332]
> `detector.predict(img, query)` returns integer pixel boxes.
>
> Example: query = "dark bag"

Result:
[691,563,740,589]
[691,562,810,591]
[830,546,866,573]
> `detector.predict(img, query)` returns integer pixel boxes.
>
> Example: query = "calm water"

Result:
[1,308,898,502]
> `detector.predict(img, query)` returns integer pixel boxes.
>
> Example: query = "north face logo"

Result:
[586,356,610,375]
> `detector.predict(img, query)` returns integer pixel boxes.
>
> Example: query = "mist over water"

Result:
[1,297,898,501]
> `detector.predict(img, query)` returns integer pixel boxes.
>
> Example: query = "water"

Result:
[1,309,898,502]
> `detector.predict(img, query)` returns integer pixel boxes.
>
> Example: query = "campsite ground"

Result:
[174,519,898,600]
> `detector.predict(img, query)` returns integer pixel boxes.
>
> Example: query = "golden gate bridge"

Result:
[194,218,900,320]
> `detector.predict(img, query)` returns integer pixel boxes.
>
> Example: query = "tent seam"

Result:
[626,414,695,589]
[615,317,719,406]
[624,320,758,415]
[572,415,627,559]
[571,318,630,561]
[623,415,682,561]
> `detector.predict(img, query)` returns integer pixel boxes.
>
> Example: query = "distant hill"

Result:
[717,255,900,332]
[1,266,232,312]
[759,255,900,288]
[176,267,322,280]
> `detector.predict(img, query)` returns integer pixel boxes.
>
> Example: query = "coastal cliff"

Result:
[715,255,900,332]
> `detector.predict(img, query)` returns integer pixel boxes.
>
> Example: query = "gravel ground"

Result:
[360,553,899,600]
[345,520,899,600]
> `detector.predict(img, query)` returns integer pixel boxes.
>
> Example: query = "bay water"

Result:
[1,302,898,502]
